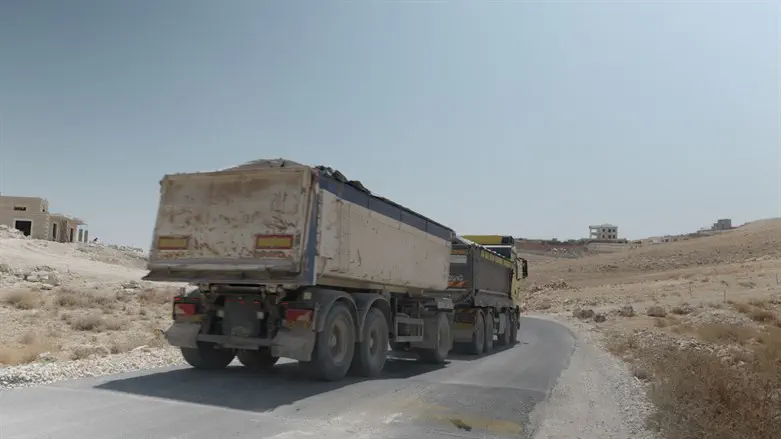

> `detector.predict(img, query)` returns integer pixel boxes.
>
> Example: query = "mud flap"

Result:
[271,328,316,362]
[165,322,201,349]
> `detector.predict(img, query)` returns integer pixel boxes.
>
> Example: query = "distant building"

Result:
[588,223,619,241]
[711,218,733,231]
[0,195,89,243]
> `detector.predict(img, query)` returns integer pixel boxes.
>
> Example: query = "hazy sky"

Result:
[1,1,779,249]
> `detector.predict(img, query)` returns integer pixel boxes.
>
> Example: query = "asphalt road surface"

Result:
[0,317,575,439]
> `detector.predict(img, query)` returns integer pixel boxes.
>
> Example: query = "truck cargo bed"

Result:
[144,159,455,294]
[446,238,516,308]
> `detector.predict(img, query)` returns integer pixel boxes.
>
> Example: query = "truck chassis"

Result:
[165,284,456,381]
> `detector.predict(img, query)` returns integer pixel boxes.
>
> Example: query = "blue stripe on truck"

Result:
[317,173,455,242]
[301,191,321,285]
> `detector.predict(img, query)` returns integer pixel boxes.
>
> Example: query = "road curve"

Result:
[0,318,574,439]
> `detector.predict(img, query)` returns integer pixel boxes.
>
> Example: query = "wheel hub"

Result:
[329,318,348,363]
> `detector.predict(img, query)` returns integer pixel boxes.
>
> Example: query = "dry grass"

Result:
[695,323,764,346]
[730,301,753,314]
[53,286,123,309]
[60,311,128,332]
[1,288,42,310]
[522,220,781,438]
[107,328,168,354]
[0,282,176,365]
[137,286,176,305]
[605,305,781,439]
[748,309,777,323]
[644,325,781,439]
[653,317,681,328]
[727,300,780,325]
[0,330,55,365]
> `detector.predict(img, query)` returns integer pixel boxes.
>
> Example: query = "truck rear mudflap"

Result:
[164,323,317,362]
[145,166,317,284]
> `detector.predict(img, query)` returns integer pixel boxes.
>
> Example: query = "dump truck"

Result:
[446,236,527,354]
[460,235,526,298]
[143,159,529,381]
[144,159,463,381]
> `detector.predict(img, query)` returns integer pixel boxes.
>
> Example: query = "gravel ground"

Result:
[529,314,658,439]
[0,346,184,389]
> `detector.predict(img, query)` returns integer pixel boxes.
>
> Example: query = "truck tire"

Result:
[510,316,519,344]
[299,302,356,381]
[237,348,279,371]
[416,312,451,364]
[349,307,389,378]
[497,311,512,346]
[466,311,485,355]
[484,311,494,353]
[180,343,235,370]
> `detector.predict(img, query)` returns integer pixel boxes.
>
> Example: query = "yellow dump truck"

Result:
[459,235,527,300]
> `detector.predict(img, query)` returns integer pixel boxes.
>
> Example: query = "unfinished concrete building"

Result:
[588,223,619,241]
[0,195,89,243]
[711,218,733,231]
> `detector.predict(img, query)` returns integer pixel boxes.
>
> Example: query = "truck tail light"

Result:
[157,236,190,250]
[255,234,294,250]
[284,308,313,329]
[175,303,196,316]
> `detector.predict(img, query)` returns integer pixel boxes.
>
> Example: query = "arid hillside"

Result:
[0,226,178,367]
[523,218,781,439]
[530,219,781,285]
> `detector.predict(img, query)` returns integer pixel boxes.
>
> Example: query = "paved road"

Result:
[0,318,574,439]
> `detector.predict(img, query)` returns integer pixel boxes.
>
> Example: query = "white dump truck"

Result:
[144,159,528,381]
[144,159,460,381]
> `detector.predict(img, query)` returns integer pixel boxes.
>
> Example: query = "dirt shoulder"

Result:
[529,314,657,439]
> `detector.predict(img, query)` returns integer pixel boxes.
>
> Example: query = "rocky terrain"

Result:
[520,218,781,439]
[0,225,183,387]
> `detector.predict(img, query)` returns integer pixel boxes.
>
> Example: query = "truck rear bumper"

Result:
[143,260,299,283]
[164,322,316,362]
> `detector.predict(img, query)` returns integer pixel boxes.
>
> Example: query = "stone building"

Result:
[0,195,89,243]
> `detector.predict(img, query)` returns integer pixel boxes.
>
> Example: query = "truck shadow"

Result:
[447,343,518,361]
[93,357,446,413]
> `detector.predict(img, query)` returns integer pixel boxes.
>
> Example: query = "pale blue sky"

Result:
[1,1,779,249]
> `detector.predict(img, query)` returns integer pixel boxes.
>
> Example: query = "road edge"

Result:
[524,314,659,439]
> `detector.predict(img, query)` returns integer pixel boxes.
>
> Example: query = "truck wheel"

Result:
[416,312,451,364]
[300,302,356,381]
[349,308,389,378]
[237,348,279,371]
[497,311,512,346]
[510,316,519,344]
[484,312,494,353]
[181,343,235,370]
[467,311,485,355]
